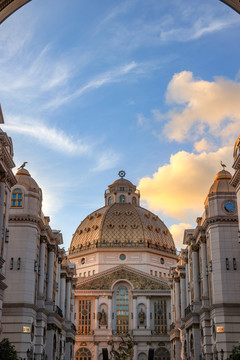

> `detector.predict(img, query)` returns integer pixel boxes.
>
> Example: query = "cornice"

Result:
[9,214,40,224]
[200,215,238,231]
[230,168,240,187]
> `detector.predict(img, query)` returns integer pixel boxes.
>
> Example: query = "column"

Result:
[192,244,200,302]
[185,263,190,307]
[0,182,6,247]
[169,281,174,323]
[146,297,151,329]
[108,296,112,329]
[94,342,99,360]
[133,296,137,329]
[134,343,137,360]
[38,238,46,297]
[55,260,61,307]
[180,273,186,319]
[46,245,55,301]
[66,279,71,321]
[201,239,209,298]
[75,296,78,332]
[71,287,75,323]
[175,278,180,324]
[95,297,99,329]
[60,274,66,317]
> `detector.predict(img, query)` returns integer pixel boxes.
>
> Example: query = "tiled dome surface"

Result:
[70,203,176,255]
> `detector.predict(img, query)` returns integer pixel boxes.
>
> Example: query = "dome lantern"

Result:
[104,171,140,206]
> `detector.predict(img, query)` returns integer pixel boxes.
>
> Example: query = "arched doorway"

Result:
[75,347,91,360]
[154,347,170,360]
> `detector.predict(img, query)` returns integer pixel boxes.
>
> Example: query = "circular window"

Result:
[223,200,236,213]
[160,257,165,264]
[81,258,85,264]
[120,254,126,261]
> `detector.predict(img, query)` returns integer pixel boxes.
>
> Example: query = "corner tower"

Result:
[170,166,240,360]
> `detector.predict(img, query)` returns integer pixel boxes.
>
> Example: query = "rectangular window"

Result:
[88,271,91,276]
[84,272,86,277]
[93,270,95,275]
[155,271,157,276]
[78,299,91,335]
[150,270,153,275]
[154,299,167,334]
[159,272,162,277]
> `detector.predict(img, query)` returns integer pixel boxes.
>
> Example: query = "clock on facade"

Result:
[223,201,236,213]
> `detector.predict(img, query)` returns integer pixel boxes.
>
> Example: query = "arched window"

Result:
[11,188,23,207]
[108,196,112,205]
[132,197,136,205]
[120,195,125,203]
[75,348,91,360]
[116,285,129,335]
[154,347,170,360]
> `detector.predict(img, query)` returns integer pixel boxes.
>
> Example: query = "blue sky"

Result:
[1,0,240,248]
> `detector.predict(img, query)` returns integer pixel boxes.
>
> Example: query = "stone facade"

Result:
[170,169,240,360]
[69,177,178,360]
[1,167,76,360]
[0,107,16,334]
[0,0,31,24]
[220,0,240,15]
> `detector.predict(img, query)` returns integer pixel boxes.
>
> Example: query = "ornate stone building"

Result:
[0,0,31,23]
[220,0,240,14]
[0,106,16,334]
[169,168,240,360]
[1,167,76,360]
[68,175,178,360]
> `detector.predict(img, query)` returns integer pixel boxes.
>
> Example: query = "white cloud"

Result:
[91,151,120,172]
[44,61,138,109]
[194,138,215,153]
[138,146,233,222]
[3,115,90,155]
[160,17,238,42]
[170,223,192,249]
[141,71,240,148]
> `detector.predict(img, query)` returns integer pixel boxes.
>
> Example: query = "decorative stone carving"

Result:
[97,309,107,326]
[77,268,169,290]
[111,334,134,360]
[139,308,145,324]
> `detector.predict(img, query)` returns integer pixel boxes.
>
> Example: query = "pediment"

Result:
[76,265,169,290]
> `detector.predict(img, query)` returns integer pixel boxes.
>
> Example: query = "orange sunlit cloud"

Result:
[161,71,240,146]
[138,146,233,221]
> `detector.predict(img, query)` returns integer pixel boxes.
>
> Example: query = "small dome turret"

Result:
[15,167,40,193]
[208,169,235,194]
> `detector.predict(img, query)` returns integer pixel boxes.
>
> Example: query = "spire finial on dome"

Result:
[118,170,126,178]
[18,161,28,170]
[220,161,226,170]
